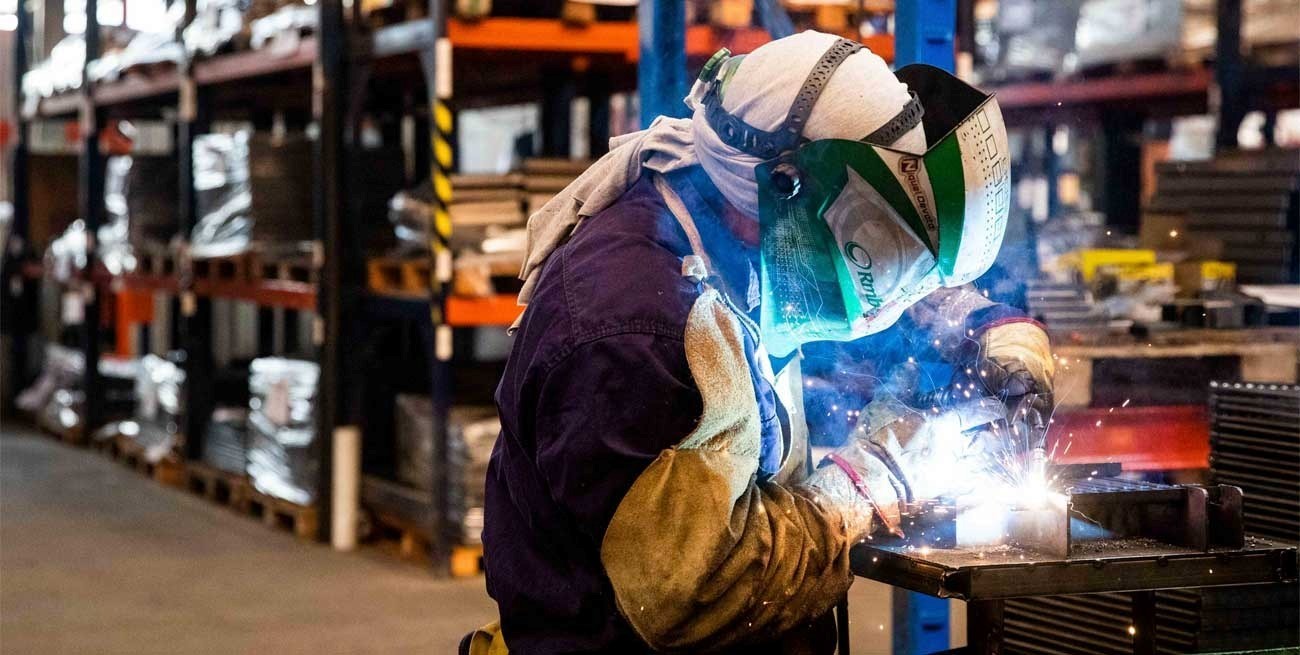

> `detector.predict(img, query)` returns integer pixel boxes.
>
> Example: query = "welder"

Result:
[475,31,1056,654]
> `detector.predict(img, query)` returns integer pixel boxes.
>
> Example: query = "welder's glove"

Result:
[857,395,1003,504]
[972,322,1055,417]
[805,395,1003,539]
[803,441,904,540]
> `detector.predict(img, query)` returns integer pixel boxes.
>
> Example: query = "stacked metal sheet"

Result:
[1148,150,1300,284]
[1004,589,1238,654]
[202,408,249,475]
[392,395,499,545]
[1025,280,1108,328]
[1210,381,1300,542]
[1001,383,1300,655]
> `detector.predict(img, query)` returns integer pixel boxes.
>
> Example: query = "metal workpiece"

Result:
[852,473,1298,601]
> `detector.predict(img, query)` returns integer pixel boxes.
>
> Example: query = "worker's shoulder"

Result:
[528,175,701,355]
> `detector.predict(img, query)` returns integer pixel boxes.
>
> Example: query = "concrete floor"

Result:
[1,424,944,654]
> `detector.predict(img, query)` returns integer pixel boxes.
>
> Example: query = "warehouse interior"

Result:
[1,0,1298,653]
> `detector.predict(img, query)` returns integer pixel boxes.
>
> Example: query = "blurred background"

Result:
[0,0,1297,653]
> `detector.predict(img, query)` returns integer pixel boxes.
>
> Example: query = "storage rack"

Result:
[4,1,892,571]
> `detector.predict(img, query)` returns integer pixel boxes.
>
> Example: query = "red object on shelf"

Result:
[1047,405,1210,472]
[447,294,523,327]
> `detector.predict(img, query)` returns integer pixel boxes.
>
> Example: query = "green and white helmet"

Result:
[696,37,1011,356]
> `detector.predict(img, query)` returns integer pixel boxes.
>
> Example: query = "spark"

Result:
[1128,626,1136,636]
[1121,398,1130,407]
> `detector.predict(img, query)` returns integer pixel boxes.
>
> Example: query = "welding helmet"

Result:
[697,39,1011,356]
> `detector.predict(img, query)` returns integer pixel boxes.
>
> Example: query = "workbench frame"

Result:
[851,539,1299,654]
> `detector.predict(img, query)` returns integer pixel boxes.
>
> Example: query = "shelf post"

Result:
[4,0,35,407]
[313,0,351,542]
[79,0,106,433]
[892,4,958,651]
[1214,0,1244,149]
[177,0,214,462]
[638,0,688,128]
[417,0,457,574]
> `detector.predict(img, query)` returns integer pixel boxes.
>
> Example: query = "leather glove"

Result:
[970,321,1055,416]
[804,395,1002,540]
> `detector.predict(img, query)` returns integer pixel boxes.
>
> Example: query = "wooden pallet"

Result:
[366,257,432,295]
[136,246,177,277]
[192,252,252,283]
[183,461,252,507]
[38,420,87,446]
[240,490,319,540]
[193,243,317,285]
[250,253,317,284]
[109,435,186,487]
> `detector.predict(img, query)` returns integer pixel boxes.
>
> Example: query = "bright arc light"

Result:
[0,14,15,31]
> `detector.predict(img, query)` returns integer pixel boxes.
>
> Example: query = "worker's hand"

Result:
[803,441,904,540]
[856,394,1004,503]
[971,321,1055,416]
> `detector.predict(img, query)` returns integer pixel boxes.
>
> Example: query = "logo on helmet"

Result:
[843,242,884,308]
[898,156,938,237]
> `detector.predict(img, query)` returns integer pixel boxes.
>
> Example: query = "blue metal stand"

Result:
[638,0,689,128]
[893,3,956,652]
[894,0,956,73]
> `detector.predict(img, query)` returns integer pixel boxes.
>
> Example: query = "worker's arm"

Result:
[592,290,858,651]
[906,285,1054,408]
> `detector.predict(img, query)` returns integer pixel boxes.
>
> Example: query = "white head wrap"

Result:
[692,30,926,218]
[517,31,925,311]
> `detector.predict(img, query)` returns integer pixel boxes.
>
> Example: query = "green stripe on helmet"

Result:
[926,135,967,278]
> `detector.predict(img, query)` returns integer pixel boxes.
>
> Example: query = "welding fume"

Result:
[473,30,1056,654]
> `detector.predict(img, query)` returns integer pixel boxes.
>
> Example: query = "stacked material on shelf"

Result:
[1002,381,1300,655]
[203,408,249,475]
[1024,280,1108,329]
[246,357,320,506]
[20,36,85,108]
[450,174,526,228]
[393,395,499,544]
[1148,149,1300,285]
[88,5,186,83]
[100,155,180,275]
[522,158,590,215]
[15,345,139,434]
[249,3,318,51]
[1210,381,1300,542]
[107,354,186,463]
[184,0,245,56]
[981,0,1082,82]
[191,131,315,258]
[387,175,525,255]
[1207,381,1300,649]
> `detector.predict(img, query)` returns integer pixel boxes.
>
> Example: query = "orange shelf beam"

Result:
[448,18,894,63]
[192,279,318,311]
[447,294,523,327]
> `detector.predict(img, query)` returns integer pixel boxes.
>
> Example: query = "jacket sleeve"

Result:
[598,290,854,652]
[904,284,1037,362]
